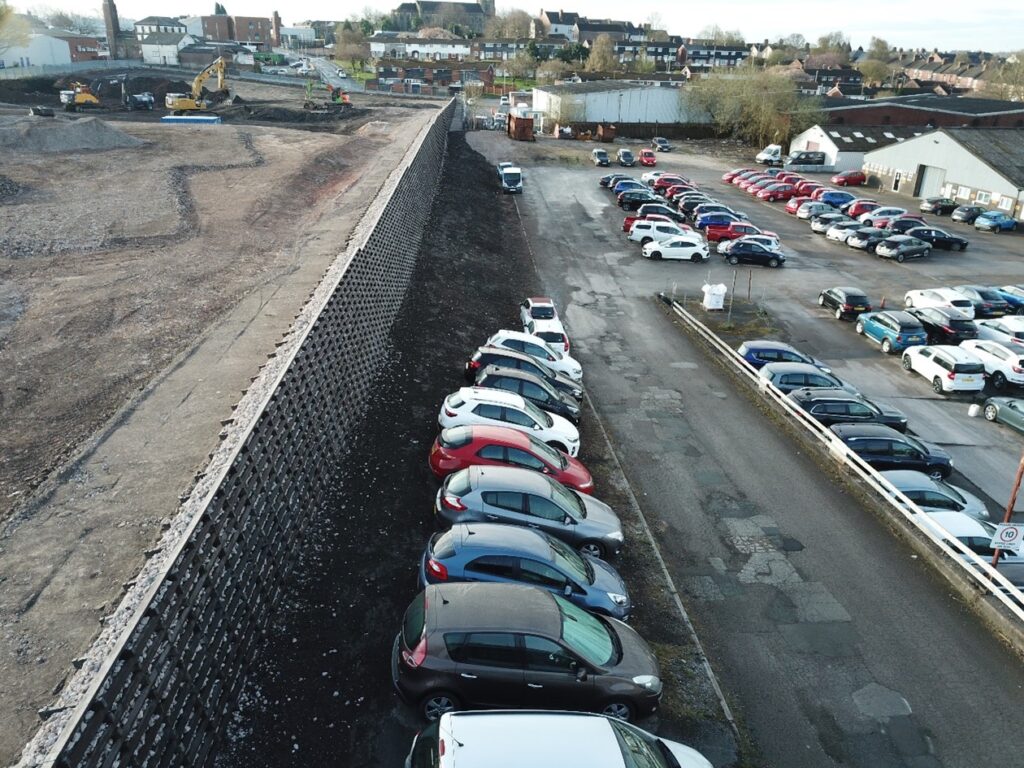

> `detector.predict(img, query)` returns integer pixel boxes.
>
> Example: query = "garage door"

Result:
[915,165,946,198]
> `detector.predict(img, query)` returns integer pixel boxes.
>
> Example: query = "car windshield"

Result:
[504,173,521,185]
[530,305,555,319]
[936,481,966,505]
[547,534,593,583]
[976,289,1001,301]
[621,151,634,161]
[527,433,568,469]
[847,295,869,304]
[903,435,928,454]
[550,481,586,519]
[523,400,554,428]
[953,362,985,374]
[556,594,615,666]
[609,719,673,768]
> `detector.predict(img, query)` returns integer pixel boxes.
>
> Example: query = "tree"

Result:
[42,9,99,34]
[857,59,889,86]
[536,58,571,83]
[781,33,807,49]
[0,1,30,56]
[506,50,536,80]
[696,25,744,46]
[867,36,890,62]
[525,40,547,61]
[813,31,850,63]
[484,9,530,38]
[626,48,656,74]
[213,3,227,15]
[985,57,1024,100]
[556,42,588,65]
[336,22,365,46]
[585,33,619,72]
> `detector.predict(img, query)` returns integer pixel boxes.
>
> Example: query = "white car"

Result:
[717,234,781,255]
[904,288,976,319]
[525,317,570,353]
[438,387,580,455]
[627,220,686,245]
[641,170,668,185]
[920,512,1024,566]
[960,340,1024,389]
[901,345,986,394]
[519,296,558,327]
[859,206,906,226]
[825,221,864,243]
[486,329,583,381]
[975,316,1024,348]
[796,202,835,220]
[642,236,709,262]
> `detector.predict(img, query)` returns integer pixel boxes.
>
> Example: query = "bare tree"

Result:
[857,59,889,86]
[485,9,530,38]
[0,1,30,56]
[505,50,535,80]
[696,25,745,45]
[536,58,571,83]
[985,57,1024,100]
[585,33,619,72]
[867,36,890,62]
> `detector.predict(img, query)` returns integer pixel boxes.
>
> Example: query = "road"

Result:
[469,130,1024,767]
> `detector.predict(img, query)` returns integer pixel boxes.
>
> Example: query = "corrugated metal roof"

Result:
[945,128,1024,188]
[822,125,930,152]
[536,81,648,96]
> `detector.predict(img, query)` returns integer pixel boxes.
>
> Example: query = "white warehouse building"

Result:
[787,124,928,173]
[532,81,704,125]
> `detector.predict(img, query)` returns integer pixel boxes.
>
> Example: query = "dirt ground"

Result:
[0,85,439,763]
[213,132,735,767]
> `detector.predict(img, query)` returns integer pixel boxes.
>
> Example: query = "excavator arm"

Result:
[191,57,226,101]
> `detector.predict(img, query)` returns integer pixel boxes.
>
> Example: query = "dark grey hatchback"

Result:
[475,365,581,424]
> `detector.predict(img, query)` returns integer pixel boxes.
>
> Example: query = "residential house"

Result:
[370,36,472,60]
[677,38,749,70]
[613,38,680,70]
[375,58,495,85]
[803,67,863,90]
[140,32,196,65]
[574,18,637,44]
[133,16,186,40]
[533,9,579,41]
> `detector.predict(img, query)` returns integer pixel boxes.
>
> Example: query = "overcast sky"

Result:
[21,0,1024,51]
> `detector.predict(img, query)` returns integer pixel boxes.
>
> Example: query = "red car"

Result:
[721,167,753,183]
[639,149,657,167]
[428,425,594,493]
[653,175,688,194]
[732,171,764,186]
[776,173,803,184]
[795,180,824,195]
[810,187,836,201]
[785,195,814,214]
[747,178,778,195]
[664,183,696,199]
[845,200,879,218]
[737,174,770,190]
[831,169,866,186]
[621,212,673,232]
[707,220,777,243]
[757,183,797,202]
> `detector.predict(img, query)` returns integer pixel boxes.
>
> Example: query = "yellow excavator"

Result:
[59,82,101,112]
[165,57,230,114]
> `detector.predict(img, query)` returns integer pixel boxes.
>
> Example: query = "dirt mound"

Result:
[87,74,192,103]
[0,175,21,199]
[217,104,369,123]
[0,77,60,105]
[0,115,143,153]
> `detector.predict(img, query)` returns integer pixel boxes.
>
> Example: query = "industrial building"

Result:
[821,94,1024,128]
[531,80,706,128]
[788,125,929,172]
[862,128,1024,219]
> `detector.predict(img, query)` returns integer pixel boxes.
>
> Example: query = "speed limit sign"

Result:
[991,524,1024,553]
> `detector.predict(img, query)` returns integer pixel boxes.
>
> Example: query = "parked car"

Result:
[616,148,636,167]
[692,202,745,222]
[723,240,785,267]
[642,235,709,262]
[905,307,978,345]
[476,366,580,423]
[950,285,1008,317]
[854,310,928,354]
[789,388,908,431]
[919,197,958,215]
[794,180,824,196]
[434,466,623,557]
[843,199,880,218]
[612,179,645,196]
[831,169,866,186]
[830,424,952,479]
[696,212,743,234]
[525,318,570,354]
[464,346,583,401]
[641,170,668,185]
[418,524,629,617]
[664,183,697,200]
[846,227,889,253]
[859,206,907,227]
[879,470,989,519]
[731,170,763,186]
[403,711,714,768]
[975,211,1018,232]
[738,339,830,371]
[520,297,558,325]
[628,220,687,245]
[904,288,976,318]
[618,190,660,210]
[818,286,872,320]
[737,174,770,190]
[652,136,673,152]
[983,397,1024,433]
[757,183,798,201]
[950,205,986,224]
[818,190,857,208]
[825,220,864,243]
[918,513,1024,585]
[809,187,832,201]
[906,226,969,251]
[885,215,928,235]
[599,173,630,188]
[785,195,815,214]
[975,316,1024,347]
[961,340,1024,390]
[718,234,781,255]
[747,178,780,196]
[638,149,657,167]
[653,175,689,194]
[710,220,775,243]
[875,235,932,262]
[901,345,986,394]
[810,213,852,234]
[722,167,752,183]
[439,388,580,455]
[995,285,1024,315]
[797,201,836,220]
[591,148,610,166]
[486,329,582,381]
[757,362,856,394]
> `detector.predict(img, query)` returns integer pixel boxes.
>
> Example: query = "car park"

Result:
[995,285,1024,314]
[723,240,785,267]
[618,190,660,210]
[907,226,969,251]
[635,203,688,225]
[879,471,989,519]
[418,524,629,618]
[845,226,888,253]
[525,318,570,353]
[616,148,635,167]
[738,340,830,371]
[818,286,872,320]
[975,316,1024,347]
[797,201,836,220]
[464,347,583,400]
[975,211,1018,232]
[901,345,986,394]
[520,296,558,325]
[983,397,1024,432]
[756,183,797,202]
[707,220,773,242]
[854,311,928,354]
[858,206,907,227]
[949,285,1008,317]
[757,362,856,394]
[486,330,582,381]
[627,220,687,245]
[829,424,952,479]
[810,213,852,234]
[638,149,657,167]
[825,220,864,243]
[831,170,866,186]
[904,288,976,318]
[843,200,880,218]
[905,307,978,345]
[919,197,958,215]
[961,340,1024,390]
[642,236,709,262]
[591,148,610,166]
[789,388,908,431]
[475,366,580,423]
[652,136,673,152]
[875,235,932,262]
[434,467,623,557]
[599,173,630,188]
[439,388,581,455]
[652,175,689,194]
[696,212,743,233]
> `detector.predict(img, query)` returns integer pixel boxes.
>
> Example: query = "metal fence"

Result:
[15,98,458,768]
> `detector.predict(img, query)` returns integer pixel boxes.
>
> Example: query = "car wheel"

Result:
[992,372,1007,390]
[768,258,780,268]
[547,441,568,453]
[818,294,826,306]
[932,377,944,394]
[579,540,606,559]
[650,251,662,260]
[728,256,739,265]
[855,321,865,335]
[881,338,893,354]
[927,467,946,481]
[601,700,635,722]
[863,219,873,227]
[959,243,967,251]
[640,236,652,245]
[834,307,843,320]
[1017,306,1024,316]
[985,404,999,422]
[902,355,913,371]
[896,253,906,263]
[767,196,775,202]
[690,253,701,263]
[421,691,461,721]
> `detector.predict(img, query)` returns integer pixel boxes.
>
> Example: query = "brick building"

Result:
[821,94,1024,128]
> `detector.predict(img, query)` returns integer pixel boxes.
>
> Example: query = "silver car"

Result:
[434,466,624,558]
[880,470,990,520]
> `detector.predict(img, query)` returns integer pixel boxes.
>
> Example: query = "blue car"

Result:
[819,190,857,208]
[974,211,1018,232]
[612,179,644,195]
[737,339,831,372]
[695,212,742,230]
[855,310,928,354]
[995,285,1024,314]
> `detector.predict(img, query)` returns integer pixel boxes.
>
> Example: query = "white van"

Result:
[756,144,782,165]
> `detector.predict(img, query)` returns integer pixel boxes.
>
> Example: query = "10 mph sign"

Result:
[991,524,1024,554]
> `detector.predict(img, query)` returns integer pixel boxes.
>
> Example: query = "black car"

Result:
[475,365,582,424]
[818,286,872,320]
[724,241,785,268]
[846,226,888,252]
[599,173,630,188]
[875,235,931,262]
[465,346,583,401]
[887,218,928,235]
[635,203,687,225]
[789,388,908,432]
[951,205,986,224]
[906,307,979,344]
[652,136,673,152]
[920,197,958,215]
[678,196,715,217]
[830,424,952,479]
[906,226,969,251]
[618,190,660,211]
[952,285,1010,317]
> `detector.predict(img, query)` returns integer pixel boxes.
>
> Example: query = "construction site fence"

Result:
[15,98,459,768]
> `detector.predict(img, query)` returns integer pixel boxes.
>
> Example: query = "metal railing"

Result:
[660,293,1024,622]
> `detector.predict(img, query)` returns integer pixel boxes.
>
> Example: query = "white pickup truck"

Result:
[497,162,523,194]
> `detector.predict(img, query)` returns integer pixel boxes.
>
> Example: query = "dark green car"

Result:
[983,397,1024,433]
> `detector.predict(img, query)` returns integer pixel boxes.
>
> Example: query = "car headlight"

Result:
[608,530,624,542]
[607,592,629,606]
[632,675,661,692]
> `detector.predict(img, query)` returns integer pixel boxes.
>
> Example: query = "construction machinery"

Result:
[302,80,352,112]
[165,57,229,114]
[59,82,101,112]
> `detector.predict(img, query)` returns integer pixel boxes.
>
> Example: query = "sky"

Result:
[17,0,1024,52]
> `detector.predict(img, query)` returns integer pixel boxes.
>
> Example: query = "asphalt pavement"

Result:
[469,130,1024,768]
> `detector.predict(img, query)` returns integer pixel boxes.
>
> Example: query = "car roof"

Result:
[476,345,532,363]
[880,310,920,323]
[923,345,977,360]
[464,423,536,449]
[743,339,797,351]
[457,386,524,407]
[470,464,554,494]
[451,522,551,557]
[921,511,989,538]
[425,582,561,635]
[761,362,823,374]
[491,329,551,345]
[791,387,858,402]
[830,423,902,438]
[831,286,866,294]
[525,317,566,334]
[880,470,941,492]
[987,316,1024,328]
[527,296,554,305]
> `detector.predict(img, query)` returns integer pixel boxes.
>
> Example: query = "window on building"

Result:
[956,186,970,199]
[976,191,991,204]
[999,197,1013,211]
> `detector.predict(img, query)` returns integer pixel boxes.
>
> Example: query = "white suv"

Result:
[961,339,1024,389]
[627,220,686,245]
[904,288,976,319]
[486,329,583,381]
[525,317,570,353]
[901,345,986,394]
[975,316,1024,347]
[438,387,580,455]
[519,297,558,326]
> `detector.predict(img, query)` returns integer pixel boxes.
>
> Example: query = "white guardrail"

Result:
[660,293,1024,623]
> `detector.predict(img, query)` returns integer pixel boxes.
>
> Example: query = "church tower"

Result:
[478,0,495,18]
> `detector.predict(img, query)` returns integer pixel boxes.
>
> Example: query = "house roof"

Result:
[417,1,485,14]
[543,9,579,24]
[576,19,632,33]
[822,94,1024,117]
[135,16,184,27]
[141,32,187,45]
[943,128,1024,189]
[818,125,931,152]
[537,80,648,95]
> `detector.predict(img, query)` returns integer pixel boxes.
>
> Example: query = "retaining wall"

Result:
[15,99,458,768]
